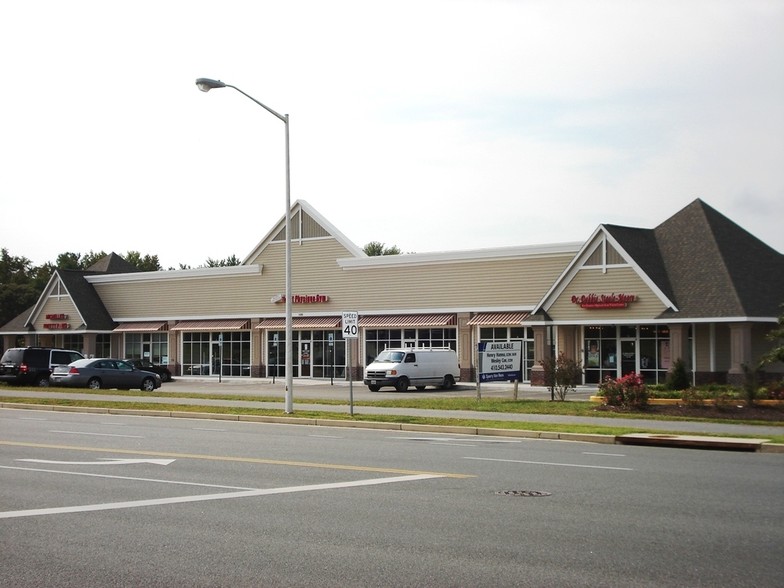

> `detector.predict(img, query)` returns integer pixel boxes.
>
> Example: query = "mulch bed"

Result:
[593,403,784,422]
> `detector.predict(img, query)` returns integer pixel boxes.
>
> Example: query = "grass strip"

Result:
[2,396,782,444]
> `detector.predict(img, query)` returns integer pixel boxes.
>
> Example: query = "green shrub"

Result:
[539,352,583,401]
[680,387,706,407]
[666,358,691,391]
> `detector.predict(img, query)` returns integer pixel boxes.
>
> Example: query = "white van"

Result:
[363,347,460,392]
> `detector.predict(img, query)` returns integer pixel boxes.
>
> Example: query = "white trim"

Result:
[86,265,260,284]
[26,271,87,328]
[242,199,366,264]
[531,227,678,315]
[338,242,581,269]
[525,315,779,326]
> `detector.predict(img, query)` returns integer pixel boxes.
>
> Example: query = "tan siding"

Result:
[548,267,667,321]
[96,238,574,320]
[33,297,81,330]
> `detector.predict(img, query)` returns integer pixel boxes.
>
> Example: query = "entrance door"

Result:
[299,341,311,378]
[620,340,637,376]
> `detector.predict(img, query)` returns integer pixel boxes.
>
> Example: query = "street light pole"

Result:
[196,77,294,413]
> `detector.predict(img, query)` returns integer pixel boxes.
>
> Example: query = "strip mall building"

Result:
[3,199,782,386]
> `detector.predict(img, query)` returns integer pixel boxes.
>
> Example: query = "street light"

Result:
[196,77,294,413]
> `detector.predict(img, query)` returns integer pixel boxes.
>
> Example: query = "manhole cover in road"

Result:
[496,490,552,497]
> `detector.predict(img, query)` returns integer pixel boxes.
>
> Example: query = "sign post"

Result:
[341,311,359,415]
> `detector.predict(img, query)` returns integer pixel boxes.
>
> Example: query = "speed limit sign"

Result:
[341,311,359,339]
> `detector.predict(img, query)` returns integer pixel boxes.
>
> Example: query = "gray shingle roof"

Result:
[607,199,784,319]
[56,269,116,330]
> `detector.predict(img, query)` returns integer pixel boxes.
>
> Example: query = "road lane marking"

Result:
[464,457,634,471]
[0,464,258,490]
[0,474,443,519]
[17,458,175,466]
[0,440,473,478]
[583,452,626,457]
[50,430,144,439]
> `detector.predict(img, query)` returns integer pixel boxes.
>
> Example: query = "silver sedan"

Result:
[50,358,162,391]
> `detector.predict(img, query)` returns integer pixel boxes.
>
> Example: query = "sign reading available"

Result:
[478,340,523,382]
[571,293,636,309]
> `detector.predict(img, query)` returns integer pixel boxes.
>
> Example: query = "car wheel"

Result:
[368,385,380,392]
[87,378,102,390]
[36,376,50,387]
[162,371,172,383]
[395,377,409,392]
[141,378,156,392]
[442,375,455,390]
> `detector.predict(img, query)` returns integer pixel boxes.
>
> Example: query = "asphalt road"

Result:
[2,408,783,587]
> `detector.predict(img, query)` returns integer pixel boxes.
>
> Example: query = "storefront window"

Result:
[266,330,344,379]
[62,335,84,354]
[182,331,250,377]
[638,325,670,385]
[584,326,617,384]
[584,325,671,385]
[125,333,168,364]
[96,334,111,357]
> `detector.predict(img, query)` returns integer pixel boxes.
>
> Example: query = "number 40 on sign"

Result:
[341,311,359,338]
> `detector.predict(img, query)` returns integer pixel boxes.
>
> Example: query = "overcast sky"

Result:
[2,1,782,270]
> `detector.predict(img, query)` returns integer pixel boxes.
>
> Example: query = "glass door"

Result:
[299,341,311,378]
[620,339,637,376]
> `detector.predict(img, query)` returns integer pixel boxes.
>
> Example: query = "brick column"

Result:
[530,325,548,386]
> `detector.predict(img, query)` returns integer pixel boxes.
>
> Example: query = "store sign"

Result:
[270,294,330,304]
[43,313,70,329]
[571,293,636,309]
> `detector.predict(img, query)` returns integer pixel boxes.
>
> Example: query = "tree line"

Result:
[0,248,241,328]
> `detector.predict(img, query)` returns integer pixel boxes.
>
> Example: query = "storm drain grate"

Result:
[496,490,552,497]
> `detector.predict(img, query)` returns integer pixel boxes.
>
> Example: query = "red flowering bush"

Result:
[598,372,649,408]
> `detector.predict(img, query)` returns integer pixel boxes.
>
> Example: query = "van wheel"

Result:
[368,385,380,392]
[395,377,410,392]
[87,378,102,390]
[36,375,50,387]
[442,375,455,390]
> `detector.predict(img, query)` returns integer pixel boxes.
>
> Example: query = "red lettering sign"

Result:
[571,293,636,309]
[43,323,70,329]
[272,294,330,304]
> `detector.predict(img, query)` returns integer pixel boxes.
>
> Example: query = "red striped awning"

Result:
[113,321,168,332]
[467,312,529,326]
[359,314,456,328]
[256,316,342,329]
[171,319,250,331]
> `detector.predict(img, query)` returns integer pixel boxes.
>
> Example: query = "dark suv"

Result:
[125,358,172,382]
[0,347,85,387]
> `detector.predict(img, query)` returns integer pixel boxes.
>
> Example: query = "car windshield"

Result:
[375,351,405,363]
